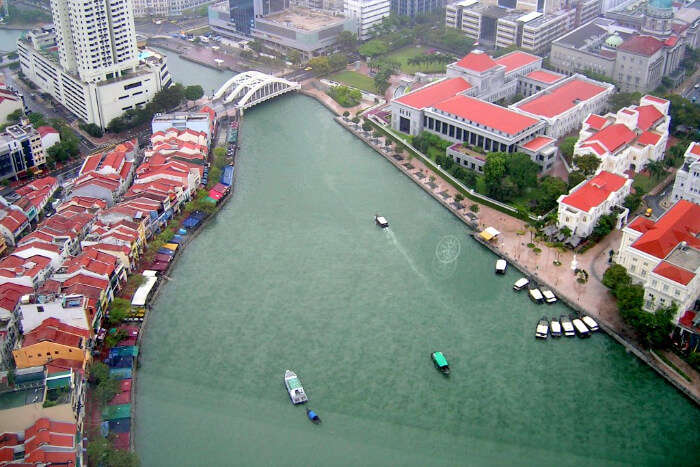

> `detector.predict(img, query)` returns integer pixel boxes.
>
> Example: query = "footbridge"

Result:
[212,71,300,114]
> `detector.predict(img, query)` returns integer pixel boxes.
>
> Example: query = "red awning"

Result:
[208,189,223,200]
[212,182,229,194]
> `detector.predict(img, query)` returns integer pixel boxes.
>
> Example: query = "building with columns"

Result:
[670,142,700,206]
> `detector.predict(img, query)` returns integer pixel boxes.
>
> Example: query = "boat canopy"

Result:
[131,276,158,307]
[433,352,448,367]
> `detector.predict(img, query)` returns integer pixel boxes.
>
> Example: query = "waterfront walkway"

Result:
[330,112,700,404]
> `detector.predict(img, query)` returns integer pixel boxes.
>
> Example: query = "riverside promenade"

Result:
[309,88,700,404]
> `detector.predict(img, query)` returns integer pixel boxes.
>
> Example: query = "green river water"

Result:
[134,94,699,465]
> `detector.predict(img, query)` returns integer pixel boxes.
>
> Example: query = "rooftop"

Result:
[493,51,540,74]
[525,70,565,84]
[631,200,700,259]
[454,50,498,72]
[515,78,609,118]
[395,78,472,109]
[618,35,664,56]
[561,171,629,212]
[584,123,636,154]
[433,95,540,136]
[260,7,346,31]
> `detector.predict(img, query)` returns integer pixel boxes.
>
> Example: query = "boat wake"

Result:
[385,229,428,283]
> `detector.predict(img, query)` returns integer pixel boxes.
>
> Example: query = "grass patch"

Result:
[329,71,377,93]
[652,350,692,382]
[384,46,448,74]
[633,172,664,193]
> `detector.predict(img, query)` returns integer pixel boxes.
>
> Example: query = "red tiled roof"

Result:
[36,126,59,137]
[635,105,664,131]
[664,35,679,47]
[525,70,564,84]
[455,51,498,72]
[561,171,628,212]
[109,390,132,405]
[638,131,661,146]
[395,78,472,109]
[433,95,539,136]
[643,95,668,105]
[580,141,606,156]
[585,114,608,130]
[688,142,700,157]
[0,208,28,234]
[631,200,700,259]
[80,154,102,174]
[627,216,656,233]
[679,310,698,330]
[618,35,664,56]
[102,150,125,170]
[46,358,84,374]
[652,261,694,285]
[494,51,539,73]
[584,123,636,153]
[517,79,608,118]
[522,136,554,151]
[22,326,83,348]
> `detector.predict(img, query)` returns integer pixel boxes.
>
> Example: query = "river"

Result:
[0,29,23,52]
[133,79,700,464]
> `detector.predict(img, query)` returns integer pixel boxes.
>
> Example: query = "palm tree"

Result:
[645,160,666,180]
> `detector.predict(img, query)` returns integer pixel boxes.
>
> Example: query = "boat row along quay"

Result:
[0,101,241,464]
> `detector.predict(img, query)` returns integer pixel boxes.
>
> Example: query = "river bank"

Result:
[304,91,700,405]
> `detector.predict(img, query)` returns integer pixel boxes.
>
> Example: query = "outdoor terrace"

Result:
[262,7,346,31]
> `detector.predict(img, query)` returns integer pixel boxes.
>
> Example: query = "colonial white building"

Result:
[670,142,700,205]
[344,0,390,41]
[557,170,631,238]
[616,200,700,318]
[511,75,615,139]
[574,95,670,175]
[16,0,171,128]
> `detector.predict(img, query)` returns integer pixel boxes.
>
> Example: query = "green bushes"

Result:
[80,122,104,137]
[327,86,362,107]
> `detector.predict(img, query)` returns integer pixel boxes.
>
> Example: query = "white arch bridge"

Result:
[212,71,300,114]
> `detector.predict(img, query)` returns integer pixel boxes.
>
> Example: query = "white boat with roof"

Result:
[513,277,529,291]
[284,370,308,404]
[375,215,389,228]
[550,317,562,337]
[528,288,544,304]
[560,315,575,337]
[571,316,590,338]
[581,315,599,332]
[495,259,507,274]
[541,289,557,304]
[535,316,549,339]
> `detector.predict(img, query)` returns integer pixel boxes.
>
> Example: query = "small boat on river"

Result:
[535,317,549,339]
[375,215,389,228]
[542,289,557,304]
[284,370,308,404]
[495,259,507,274]
[581,315,599,332]
[571,316,591,338]
[550,317,562,337]
[431,351,450,376]
[306,408,321,424]
[513,277,529,291]
[528,288,544,304]
[560,315,575,337]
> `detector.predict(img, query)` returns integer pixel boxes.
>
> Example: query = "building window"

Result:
[37,306,44,312]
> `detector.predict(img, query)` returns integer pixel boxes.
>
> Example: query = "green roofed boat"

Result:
[431,351,450,376]
[284,370,308,404]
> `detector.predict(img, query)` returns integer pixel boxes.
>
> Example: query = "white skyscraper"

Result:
[51,0,139,83]
[344,0,390,41]
[17,0,171,128]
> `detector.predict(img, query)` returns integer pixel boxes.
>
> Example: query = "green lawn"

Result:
[384,46,448,74]
[329,71,377,93]
[633,172,664,193]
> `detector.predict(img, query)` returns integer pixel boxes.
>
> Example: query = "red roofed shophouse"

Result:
[15,176,59,213]
[0,418,81,466]
[12,317,89,369]
[557,170,632,238]
[36,126,60,152]
[617,200,700,317]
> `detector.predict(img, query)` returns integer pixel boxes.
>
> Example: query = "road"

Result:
[134,18,208,37]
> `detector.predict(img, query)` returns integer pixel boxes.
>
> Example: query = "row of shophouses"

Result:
[390,49,698,330]
[0,106,217,465]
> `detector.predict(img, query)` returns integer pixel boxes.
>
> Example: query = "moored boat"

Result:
[528,288,544,304]
[571,316,590,338]
[513,277,529,291]
[541,289,557,304]
[431,351,450,376]
[550,317,562,337]
[535,316,549,339]
[495,259,507,274]
[284,370,308,404]
[581,315,599,332]
[375,215,389,228]
[560,315,575,337]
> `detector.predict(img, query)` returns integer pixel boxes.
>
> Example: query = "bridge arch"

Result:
[213,71,300,112]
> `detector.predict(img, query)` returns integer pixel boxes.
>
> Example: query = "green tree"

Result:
[108,298,131,325]
[308,56,331,74]
[328,53,349,71]
[568,170,586,189]
[534,176,567,214]
[249,39,264,53]
[483,152,507,190]
[87,436,140,467]
[602,264,631,293]
[95,376,120,404]
[505,152,539,190]
[559,226,572,238]
[635,303,676,348]
[559,136,577,159]
[358,39,389,58]
[27,112,46,127]
[361,121,372,132]
[287,49,301,65]
[373,67,393,95]
[88,361,111,385]
[573,154,601,176]
[214,147,226,159]
[623,191,643,212]
[616,283,644,320]
[591,213,617,240]
[645,160,666,179]
[338,31,357,51]
[6,109,23,124]
[80,122,104,137]
[184,85,204,100]
[609,92,642,112]
[107,117,127,133]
